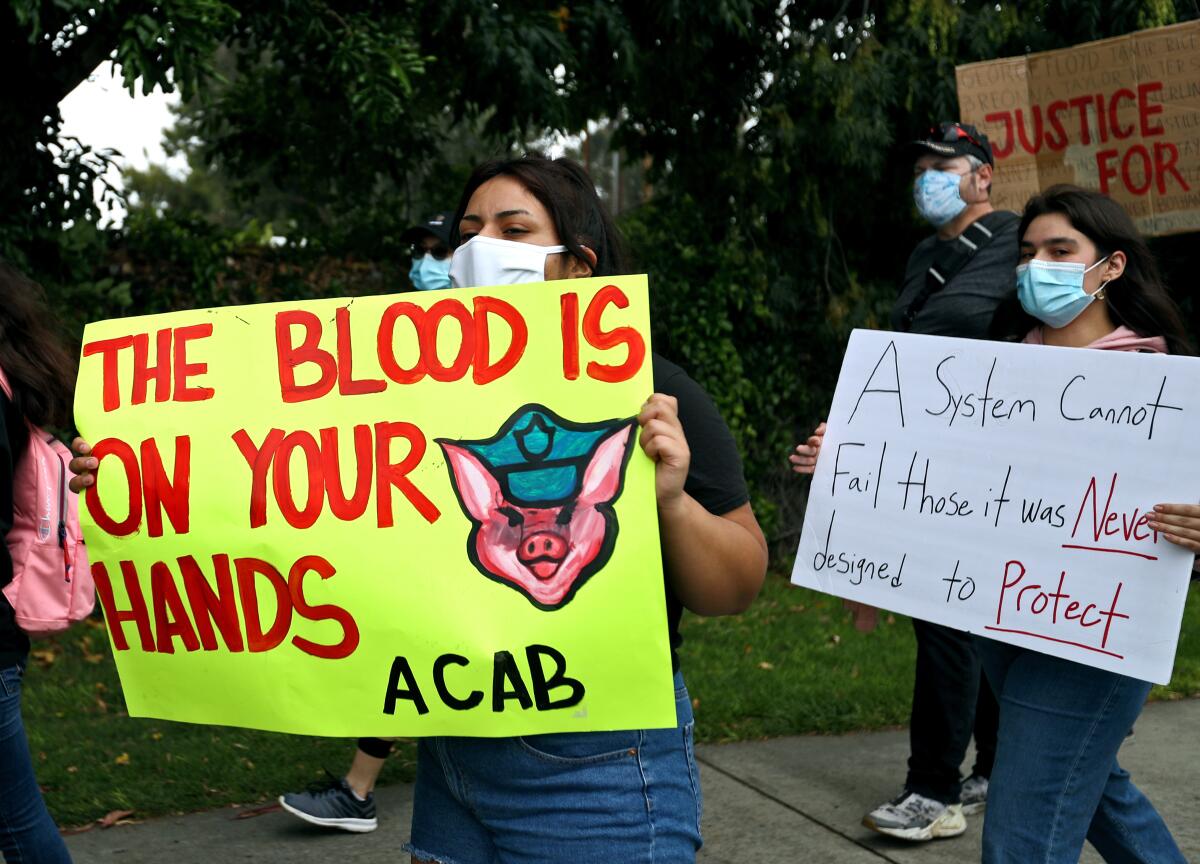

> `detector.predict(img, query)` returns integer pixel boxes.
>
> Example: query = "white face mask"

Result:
[449,235,567,289]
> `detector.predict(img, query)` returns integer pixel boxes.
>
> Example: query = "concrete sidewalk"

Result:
[64,698,1200,863]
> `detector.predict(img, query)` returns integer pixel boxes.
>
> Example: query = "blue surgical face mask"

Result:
[913,170,968,227]
[409,253,452,291]
[1016,256,1111,329]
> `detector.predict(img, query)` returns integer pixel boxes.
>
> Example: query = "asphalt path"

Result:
[64,698,1200,862]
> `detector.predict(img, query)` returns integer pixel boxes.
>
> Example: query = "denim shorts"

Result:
[404,671,702,864]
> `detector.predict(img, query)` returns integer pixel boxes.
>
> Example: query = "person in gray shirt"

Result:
[793,122,1018,842]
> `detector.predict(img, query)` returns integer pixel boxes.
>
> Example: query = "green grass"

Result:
[22,621,418,827]
[22,572,1200,826]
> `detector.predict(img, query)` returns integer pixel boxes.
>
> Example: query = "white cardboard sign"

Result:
[791,329,1200,684]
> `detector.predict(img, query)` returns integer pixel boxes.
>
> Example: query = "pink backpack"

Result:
[0,367,93,638]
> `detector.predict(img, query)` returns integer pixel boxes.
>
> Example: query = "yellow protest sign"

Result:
[74,276,676,737]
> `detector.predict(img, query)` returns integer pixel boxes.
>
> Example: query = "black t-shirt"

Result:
[652,353,750,672]
[889,213,1021,339]
[1,391,30,668]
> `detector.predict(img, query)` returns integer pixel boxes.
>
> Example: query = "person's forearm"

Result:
[659,496,767,616]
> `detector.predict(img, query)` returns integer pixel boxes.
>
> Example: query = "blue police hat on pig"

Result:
[461,405,625,507]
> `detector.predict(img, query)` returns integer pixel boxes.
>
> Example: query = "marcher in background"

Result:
[275,209,456,833]
[276,736,393,832]
[980,184,1195,864]
[791,122,1015,842]
[0,263,77,864]
[404,211,454,292]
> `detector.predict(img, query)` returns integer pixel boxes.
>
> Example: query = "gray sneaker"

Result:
[961,774,989,815]
[862,791,966,841]
[279,777,378,832]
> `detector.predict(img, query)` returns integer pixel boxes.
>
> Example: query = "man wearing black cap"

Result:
[892,122,1019,339]
[863,123,1018,841]
[401,211,454,292]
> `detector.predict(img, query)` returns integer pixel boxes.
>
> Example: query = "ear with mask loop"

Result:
[1092,254,1118,301]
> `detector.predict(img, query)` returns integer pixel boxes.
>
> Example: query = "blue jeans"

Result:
[977,640,1185,864]
[0,663,72,864]
[405,672,702,863]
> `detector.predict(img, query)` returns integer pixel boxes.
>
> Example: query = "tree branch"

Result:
[43,0,134,105]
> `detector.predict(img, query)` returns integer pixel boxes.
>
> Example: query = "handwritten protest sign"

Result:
[74,276,676,736]
[956,20,1200,236]
[792,330,1200,684]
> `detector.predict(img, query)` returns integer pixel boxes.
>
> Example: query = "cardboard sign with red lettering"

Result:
[792,330,1200,684]
[956,20,1200,236]
[74,277,678,736]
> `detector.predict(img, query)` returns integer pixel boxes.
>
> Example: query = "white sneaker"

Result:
[961,774,989,815]
[862,791,967,841]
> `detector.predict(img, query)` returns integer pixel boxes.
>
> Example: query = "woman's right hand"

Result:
[788,422,827,475]
[68,438,97,493]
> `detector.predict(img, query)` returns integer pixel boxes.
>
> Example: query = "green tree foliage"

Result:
[178,7,438,254]
[2,0,439,356]
[2,1,238,271]
[561,0,1193,537]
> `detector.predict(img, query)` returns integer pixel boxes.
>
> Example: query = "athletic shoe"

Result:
[862,790,967,841]
[960,774,989,815]
[278,776,378,832]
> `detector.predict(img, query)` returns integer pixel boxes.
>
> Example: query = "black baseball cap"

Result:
[909,122,994,167]
[400,211,453,247]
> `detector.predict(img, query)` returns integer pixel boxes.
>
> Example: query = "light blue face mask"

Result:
[1016,256,1110,329]
[913,170,968,227]
[409,253,452,291]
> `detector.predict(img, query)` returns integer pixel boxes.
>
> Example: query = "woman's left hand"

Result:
[1149,503,1200,567]
[69,437,97,493]
[638,394,690,510]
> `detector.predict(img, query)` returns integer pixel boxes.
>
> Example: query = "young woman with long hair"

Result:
[981,185,1197,864]
[70,156,768,862]
[397,155,767,863]
[0,262,77,863]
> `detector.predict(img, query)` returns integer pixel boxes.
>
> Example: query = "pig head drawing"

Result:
[438,405,637,610]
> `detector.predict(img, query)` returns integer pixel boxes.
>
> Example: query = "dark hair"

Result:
[991,184,1194,356]
[0,263,77,427]
[451,154,630,278]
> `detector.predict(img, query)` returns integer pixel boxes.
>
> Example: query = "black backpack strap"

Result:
[898,210,1018,332]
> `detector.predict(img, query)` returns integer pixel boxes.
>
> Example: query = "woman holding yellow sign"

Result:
[70,155,769,863]
[403,155,766,864]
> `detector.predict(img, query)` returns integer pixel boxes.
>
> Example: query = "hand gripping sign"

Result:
[792,330,1200,684]
[74,276,676,736]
